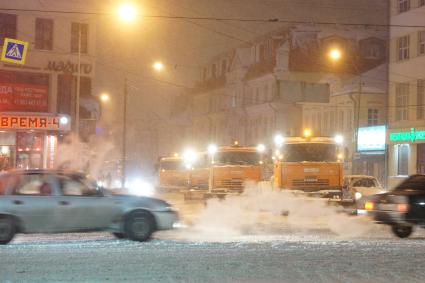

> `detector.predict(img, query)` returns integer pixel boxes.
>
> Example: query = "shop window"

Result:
[71,22,88,54]
[16,133,44,169]
[397,35,410,61]
[0,13,17,44]
[418,80,425,119]
[398,0,410,13]
[368,109,379,125]
[395,83,409,121]
[418,144,425,174]
[397,144,409,176]
[35,18,53,50]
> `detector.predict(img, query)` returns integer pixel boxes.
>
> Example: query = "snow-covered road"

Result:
[1,230,425,283]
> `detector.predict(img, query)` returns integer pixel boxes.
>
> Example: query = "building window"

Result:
[71,23,88,54]
[398,0,410,13]
[221,60,227,76]
[418,80,425,119]
[420,0,425,7]
[368,109,379,125]
[35,18,53,50]
[397,35,410,61]
[0,13,17,44]
[339,111,344,131]
[347,109,353,130]
[211,64,216,79]
[395,83,409,121]
[397,144,409,176]
[419,31,425,55]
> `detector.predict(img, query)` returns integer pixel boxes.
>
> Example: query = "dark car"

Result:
[365,174,425,238]
[0,170,178,244]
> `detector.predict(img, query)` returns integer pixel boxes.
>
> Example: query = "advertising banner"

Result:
[0,82,48,112]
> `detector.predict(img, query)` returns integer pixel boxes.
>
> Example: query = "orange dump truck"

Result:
[273,136,344,198]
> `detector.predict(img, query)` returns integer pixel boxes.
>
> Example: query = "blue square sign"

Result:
[1,38,28,65]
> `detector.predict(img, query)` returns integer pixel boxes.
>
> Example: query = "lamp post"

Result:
[117,2,138,189]
[207,144,218,193]
[75,23,82,141]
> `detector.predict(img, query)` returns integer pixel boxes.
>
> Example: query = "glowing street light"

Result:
[153,61,164,72]
[100,93,110,103]
[117,3,138,22]
[183,148,197,166]
[328,48,342,62]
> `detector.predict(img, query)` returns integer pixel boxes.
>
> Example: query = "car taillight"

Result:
[397,203,409,213]
[365,201,374,211]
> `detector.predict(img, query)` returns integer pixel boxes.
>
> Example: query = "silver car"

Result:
[0,170,178,244]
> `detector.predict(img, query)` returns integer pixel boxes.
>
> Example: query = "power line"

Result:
[1,8,425,28]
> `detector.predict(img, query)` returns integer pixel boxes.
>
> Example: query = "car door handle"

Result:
[59,201,70,206]
[13,200,23,205]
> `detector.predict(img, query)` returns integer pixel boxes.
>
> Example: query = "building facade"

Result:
[168,24,388,183]
[0,1,98,170]
[387,0,425,187]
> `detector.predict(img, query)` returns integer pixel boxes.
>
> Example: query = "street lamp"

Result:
[328,47,342,62]
[116,3,138,189]
[117,3,138,22]
[153,61,164,72]
[100,93,110,103]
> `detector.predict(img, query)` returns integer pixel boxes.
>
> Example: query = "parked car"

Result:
[0,170,178,244]
[365,174,425,238]
[341,175,385,210]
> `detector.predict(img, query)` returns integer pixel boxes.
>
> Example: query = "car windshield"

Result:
[214,151,260,165]
[394,175,425,192]
[160,160,184,170]
[351,178,378,188]
[282,143,338,162]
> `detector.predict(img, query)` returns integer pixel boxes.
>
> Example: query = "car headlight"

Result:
[354,192,362,200]
[128,179,155,197]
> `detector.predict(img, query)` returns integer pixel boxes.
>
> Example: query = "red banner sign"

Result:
[0,83,48,112]
[0,114,70,131]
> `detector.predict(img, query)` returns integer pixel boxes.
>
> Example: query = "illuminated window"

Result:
[397,35,410,61]
[397,144,409,176]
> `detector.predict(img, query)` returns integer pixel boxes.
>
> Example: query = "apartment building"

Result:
[0,1,97,170]
[387,0,425,187]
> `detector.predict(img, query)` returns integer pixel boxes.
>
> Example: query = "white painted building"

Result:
[387,0,425,187]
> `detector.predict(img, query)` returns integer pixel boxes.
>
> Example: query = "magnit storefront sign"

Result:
[389,128,425,143]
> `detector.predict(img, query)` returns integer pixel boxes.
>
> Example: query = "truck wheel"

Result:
[112,232,126,239]
[0,217,16,245]
[391,225,413,238]
[124,211,155,242]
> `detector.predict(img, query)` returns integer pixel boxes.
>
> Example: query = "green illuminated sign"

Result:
[390,128,425,142]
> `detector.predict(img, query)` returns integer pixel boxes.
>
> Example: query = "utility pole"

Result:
[75,23,81,141]
[122,77,128,189]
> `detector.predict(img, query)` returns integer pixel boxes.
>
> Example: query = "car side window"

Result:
[59,176,99,196]
[12,174,53,196]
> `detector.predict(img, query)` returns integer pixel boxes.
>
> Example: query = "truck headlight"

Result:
[354,192,362,200]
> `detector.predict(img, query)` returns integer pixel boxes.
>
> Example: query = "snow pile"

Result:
[175,182,377,241]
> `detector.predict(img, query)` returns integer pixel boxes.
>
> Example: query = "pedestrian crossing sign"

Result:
[1,38,28,65]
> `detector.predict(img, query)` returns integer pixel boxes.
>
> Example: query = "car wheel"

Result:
[124,211,155,242]
[0,217,16,245]
[112,232,126,239]
[391,225,413,238]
